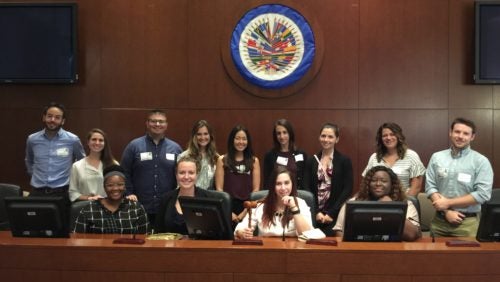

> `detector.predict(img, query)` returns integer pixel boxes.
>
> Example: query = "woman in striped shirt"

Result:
[362,122,426,197]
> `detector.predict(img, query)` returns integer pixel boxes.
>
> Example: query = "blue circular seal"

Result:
[230,4,315,89]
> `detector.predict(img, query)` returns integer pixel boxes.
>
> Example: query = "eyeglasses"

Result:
[148,119,167,125]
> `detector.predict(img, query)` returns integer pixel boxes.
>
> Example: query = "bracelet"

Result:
[290,208,300,215]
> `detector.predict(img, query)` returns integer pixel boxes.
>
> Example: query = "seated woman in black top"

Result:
[155,155,210,234]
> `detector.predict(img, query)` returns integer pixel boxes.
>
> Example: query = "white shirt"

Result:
[68,158,105,202]
[362,149,426,191]
[235,198,312,237]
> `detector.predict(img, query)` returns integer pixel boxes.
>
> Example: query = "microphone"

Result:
[282,206,289,241]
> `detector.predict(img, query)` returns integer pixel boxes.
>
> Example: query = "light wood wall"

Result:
[0,0,498,192]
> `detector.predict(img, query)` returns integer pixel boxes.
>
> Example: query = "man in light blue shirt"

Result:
[425,117,493,237]
[25,102,85,200]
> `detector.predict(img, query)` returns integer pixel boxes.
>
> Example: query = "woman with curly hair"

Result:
[333,166,421,241]
[362,122,425,197]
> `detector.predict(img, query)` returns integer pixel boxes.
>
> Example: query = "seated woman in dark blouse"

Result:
[155,155,211,234]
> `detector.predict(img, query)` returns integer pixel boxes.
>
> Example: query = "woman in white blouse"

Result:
[69,128,118,202]
[235,167,313,238]
[362,122,426,197]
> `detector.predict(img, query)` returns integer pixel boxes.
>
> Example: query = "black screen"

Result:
[476,201,500,242]
[343,201,407,242]
[4,196,70,238]
[0,3,77,83]
[179,196,233,240]
[475,1,500,83]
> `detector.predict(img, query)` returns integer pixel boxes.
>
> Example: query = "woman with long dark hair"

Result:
[303,123,353,236]
[69,128,118,202]
[262,119,307,190]
[235,167,313,238]
[215,124,260,224]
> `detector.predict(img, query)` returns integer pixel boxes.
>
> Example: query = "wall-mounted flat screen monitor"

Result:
[343,201,407,242]
[0,3,78,83]
[474,1,500,84]
[476,201,500,242]
[179,196,233,240]
[4,196,70,238]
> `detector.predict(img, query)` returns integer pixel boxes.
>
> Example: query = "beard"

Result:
[45,122,62,132]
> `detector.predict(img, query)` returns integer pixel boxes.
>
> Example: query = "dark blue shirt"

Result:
[121,135,182,214]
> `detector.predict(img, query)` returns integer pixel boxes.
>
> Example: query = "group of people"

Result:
[24,102,494,240]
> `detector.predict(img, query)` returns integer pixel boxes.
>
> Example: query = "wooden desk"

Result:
[1,232,499,282]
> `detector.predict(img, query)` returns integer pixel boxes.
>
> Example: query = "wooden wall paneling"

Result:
[494,110,500,187]
[188,0,231,108]
[100,0,189,108]
[449,0,494,109]
[342,276,411,282]
[0,108,41,188]
[1,270,62,282]
[286,0,359,109]
[62,271,164,282]
[166,273,233,282]
[287,274,341,282]
[413,276,500,282]
[358,110,449,170]
[495,86,500,109]
[70,0,102,109]
[359,0,449,109]
[1,0,500,192]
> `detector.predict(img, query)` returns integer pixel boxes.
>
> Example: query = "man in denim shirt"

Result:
[25,102,85,202]
[426,117,493,237]
[121,109,182,226]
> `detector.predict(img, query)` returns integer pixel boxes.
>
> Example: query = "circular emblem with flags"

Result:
[230,4,315,89]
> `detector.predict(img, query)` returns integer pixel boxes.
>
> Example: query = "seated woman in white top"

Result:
[235,167,313,238]
[69,128,118,202]
[362,122,426,197]
[333,165,421,241]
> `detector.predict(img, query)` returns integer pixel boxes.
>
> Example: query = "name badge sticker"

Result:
[457,173,472,183]
[140,152,153,161]
[166,153,176,161]
[295,154,304,162]
[276,156,288,166]
[56,147,69,157]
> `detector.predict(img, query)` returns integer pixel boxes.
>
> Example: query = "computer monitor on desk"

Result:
[343,201,407,242]
[179,196,233,240]
[4,196,70,238]
[476,201,500,242]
